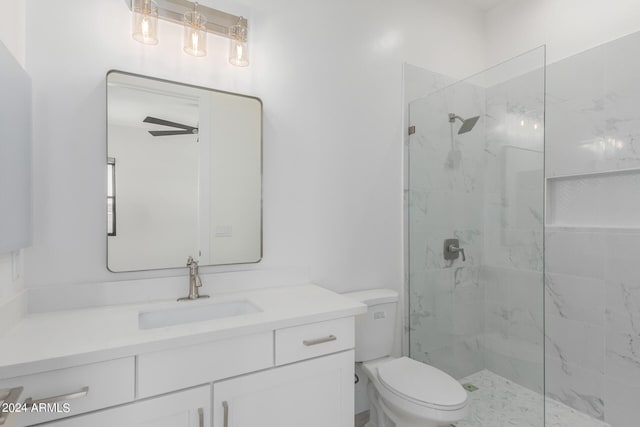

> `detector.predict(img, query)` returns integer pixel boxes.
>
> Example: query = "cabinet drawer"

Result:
[275,317,354,365]
[137,332,273,398]
[39,385,210,427]
[0,357,134,427]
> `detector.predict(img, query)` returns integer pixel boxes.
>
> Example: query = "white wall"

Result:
[23,0,486,294]
[0,0,26,308]
[0,0,26,66]
[248,0,486,294]
[485,0,640,65]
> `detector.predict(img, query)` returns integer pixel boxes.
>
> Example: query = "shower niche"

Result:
[547,169,640,228]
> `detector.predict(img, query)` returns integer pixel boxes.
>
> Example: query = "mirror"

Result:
[106,71,262,272]
[0,42,32,254]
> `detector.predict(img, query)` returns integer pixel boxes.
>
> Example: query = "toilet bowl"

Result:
[362,356,468,427]
[344,290,468,427]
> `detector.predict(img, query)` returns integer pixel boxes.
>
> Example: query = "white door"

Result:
[39,385,210,427]
[213,351,354,427]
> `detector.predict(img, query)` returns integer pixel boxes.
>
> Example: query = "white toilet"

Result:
[345,289,468,427]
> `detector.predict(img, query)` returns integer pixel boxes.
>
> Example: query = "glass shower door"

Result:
[407,47,545,426]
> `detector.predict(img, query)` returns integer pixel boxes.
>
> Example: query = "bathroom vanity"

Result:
[0,284,366,427]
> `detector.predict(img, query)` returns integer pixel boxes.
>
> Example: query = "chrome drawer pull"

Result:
[303,335,337,346]
[222,401,229,427]
[0,387,23,426]
[24,386,89,409]
[198,407,204,427]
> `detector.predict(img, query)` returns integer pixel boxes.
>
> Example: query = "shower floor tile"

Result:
[457,370,610,427]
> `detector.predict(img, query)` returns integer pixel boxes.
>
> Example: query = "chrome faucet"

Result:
[178,256,209,301]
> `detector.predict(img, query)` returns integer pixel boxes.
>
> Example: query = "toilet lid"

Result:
[377,357,467,410]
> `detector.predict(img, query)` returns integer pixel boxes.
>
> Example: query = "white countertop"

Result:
[0,284,366,379]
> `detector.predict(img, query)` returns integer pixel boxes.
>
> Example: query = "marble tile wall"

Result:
[482,67,545,393]
[544,30,640,426]
[545,228,640,425]
[403,64,455,361]
[406,56,545,387]
[408,76,487,380]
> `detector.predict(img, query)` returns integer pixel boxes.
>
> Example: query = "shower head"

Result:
[449,113,480,135]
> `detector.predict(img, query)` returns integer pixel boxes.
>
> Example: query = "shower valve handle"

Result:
[448,244,466,262]
[444,239,466,262]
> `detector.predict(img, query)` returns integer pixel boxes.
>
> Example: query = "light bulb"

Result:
[229,18,249,67]
[192,32,199,53]
[132,0,158,45]
[183,10,207,57]
[142,17,149,36]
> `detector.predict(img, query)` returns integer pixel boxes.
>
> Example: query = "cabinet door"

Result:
[213,350,354,427]
[39,385,210,427]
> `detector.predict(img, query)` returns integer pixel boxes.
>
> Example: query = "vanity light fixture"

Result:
[229,17,249,67]
[183,3,207,57]
[131,0,159,45]
[127,0,250,66]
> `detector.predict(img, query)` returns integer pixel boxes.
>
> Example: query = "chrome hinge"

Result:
[408,125,415,135]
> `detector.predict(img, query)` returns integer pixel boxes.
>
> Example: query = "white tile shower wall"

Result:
[544,228,640,423]
[407,57,545,387]
[22,0,486,301]
[546,35,640,179]
[402,64,456,359]
[543,31,640,426]
[408,78,487,380]
[481,66,545,393]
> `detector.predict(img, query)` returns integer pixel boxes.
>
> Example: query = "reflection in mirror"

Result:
[107,71,262,272]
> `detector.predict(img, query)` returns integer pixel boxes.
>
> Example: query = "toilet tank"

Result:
[343,289,398,362]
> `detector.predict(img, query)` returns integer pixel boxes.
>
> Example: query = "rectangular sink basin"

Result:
[139,299,262,329]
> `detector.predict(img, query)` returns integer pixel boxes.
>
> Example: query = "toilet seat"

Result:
[377,357,468,411]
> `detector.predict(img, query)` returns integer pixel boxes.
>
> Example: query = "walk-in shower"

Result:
[406,47,547,426]
[406,29,640,427]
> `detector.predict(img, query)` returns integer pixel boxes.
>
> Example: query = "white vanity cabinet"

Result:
[0,285,365,427]
[0,320,357,427]
[40,385,210,427]
[212,350,354,427]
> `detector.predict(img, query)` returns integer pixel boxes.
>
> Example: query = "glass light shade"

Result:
[229,39,249,67]
[229,19,249,67]
[183,11,207,57]
[132,0,158,45]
